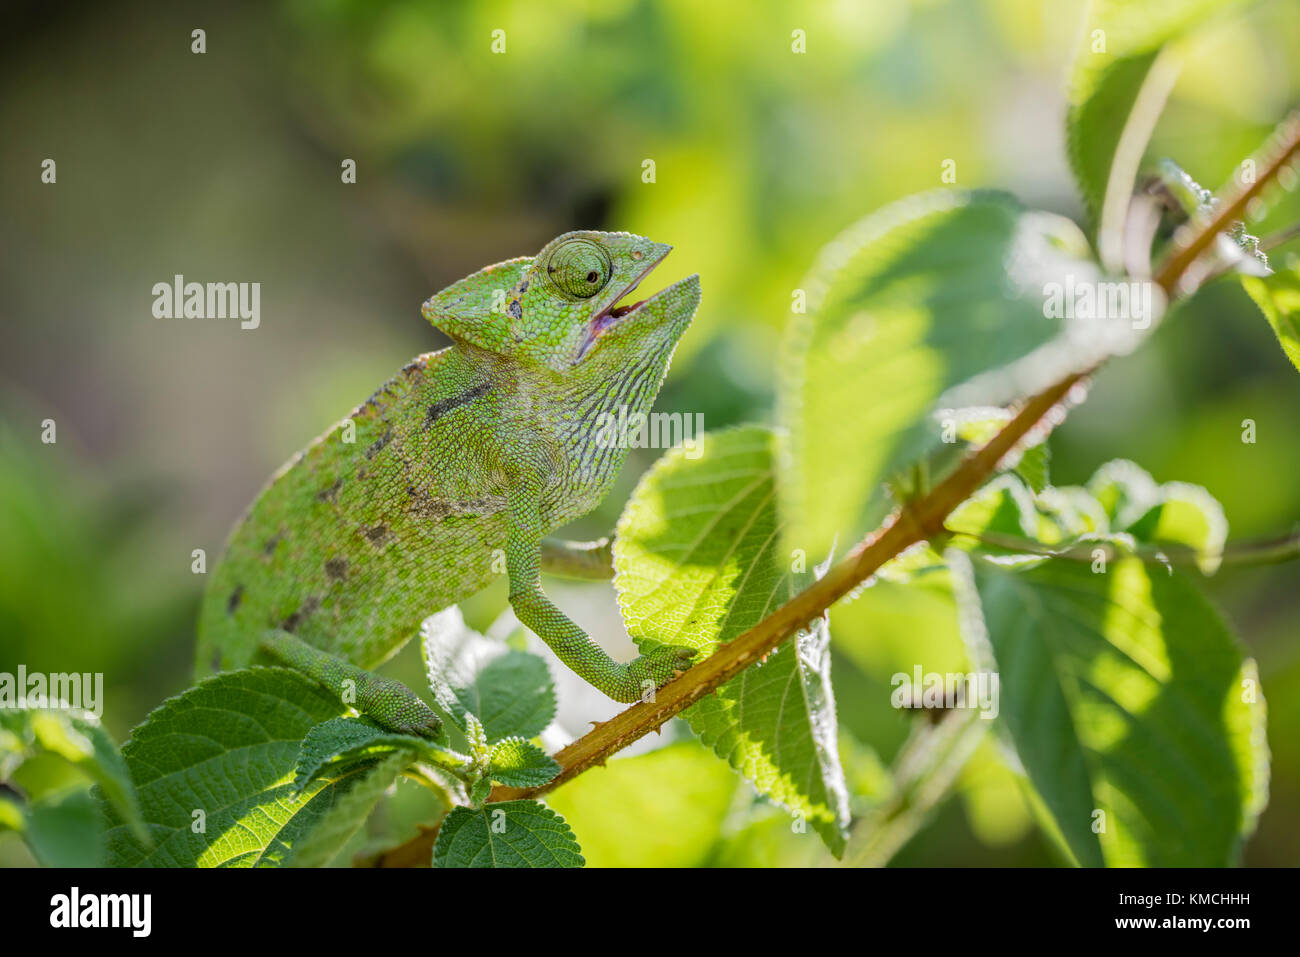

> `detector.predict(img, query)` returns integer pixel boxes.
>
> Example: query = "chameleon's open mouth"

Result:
[606,299,645,320]
[590,247,671,337]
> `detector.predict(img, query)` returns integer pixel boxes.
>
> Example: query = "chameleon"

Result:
[195,231,701,738]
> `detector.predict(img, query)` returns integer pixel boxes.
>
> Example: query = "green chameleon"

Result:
[196,231,701,738]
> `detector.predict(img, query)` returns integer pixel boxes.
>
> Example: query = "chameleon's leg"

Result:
[507,489,694,703]
[259,630,442,739]
[539,536,614,581]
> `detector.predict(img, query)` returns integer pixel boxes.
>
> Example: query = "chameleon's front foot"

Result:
[507,581,696,704]
[605,645,697,703]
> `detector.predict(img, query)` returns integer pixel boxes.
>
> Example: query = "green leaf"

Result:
[944,460,1227,574]
[420,607,555,742]
[488,738,560,789]
[25,789,102,867]
[945,477,1104,552]
[0,706,147,846]
[102,667,406,867]
[780,190,1129,560]
[289,750,411,867]
[1066,0,1250,220]
[1088,459,1227,572]
[294,717,464,790]
[946,406,1051,493]
[1243,258,1300,374]
[433,800,583,868]
[946,475,1047,546]
[1034,486,1110,540]
[614,425,851,855]
[953,550,1268,866]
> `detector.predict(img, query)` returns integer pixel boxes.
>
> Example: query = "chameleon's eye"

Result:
[545,239,612,299]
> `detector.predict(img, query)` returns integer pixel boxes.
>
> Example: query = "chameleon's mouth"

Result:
[606,299,645,320]
[590,247,671,337]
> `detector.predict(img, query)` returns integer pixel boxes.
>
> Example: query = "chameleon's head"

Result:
[421,231,700,380]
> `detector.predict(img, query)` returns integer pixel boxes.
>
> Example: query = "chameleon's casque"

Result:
[197,232,700,710]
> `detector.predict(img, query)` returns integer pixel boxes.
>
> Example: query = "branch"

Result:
[374,111,1300,867]
[539,537,615,580]
[1154,111,1300,297]
[493,375,1087,802]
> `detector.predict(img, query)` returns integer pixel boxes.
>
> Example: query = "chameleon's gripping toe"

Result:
[614,645,698,703]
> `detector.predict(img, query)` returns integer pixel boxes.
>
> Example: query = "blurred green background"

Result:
[2,0,1297,866]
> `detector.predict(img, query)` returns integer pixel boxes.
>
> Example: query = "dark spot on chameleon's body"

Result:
[263,532,284,557]
[423,382,491,429]
[519,280,529,293]
[365,428,393,459]
[507,300,522,319]
[316,477,343,503]
[325,556,349,580]
[407,491,505,523]
[406,490,454,522]
[365,524,390,546]
[281,595,321,633]
[547,265,555,274]
[226,584,244,615]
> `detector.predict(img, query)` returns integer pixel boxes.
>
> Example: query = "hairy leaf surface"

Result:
[953,551,1268,866]
[615,426,850,855]
[421,607,555,742]
[433,799,583,868]
[780,190,1129,560]
[488,737,561,789]
[101,668,397,867]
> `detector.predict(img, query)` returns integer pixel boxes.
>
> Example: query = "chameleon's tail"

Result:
[260,630,442,739]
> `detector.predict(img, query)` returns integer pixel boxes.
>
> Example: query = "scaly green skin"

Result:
[196,232,700,735]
